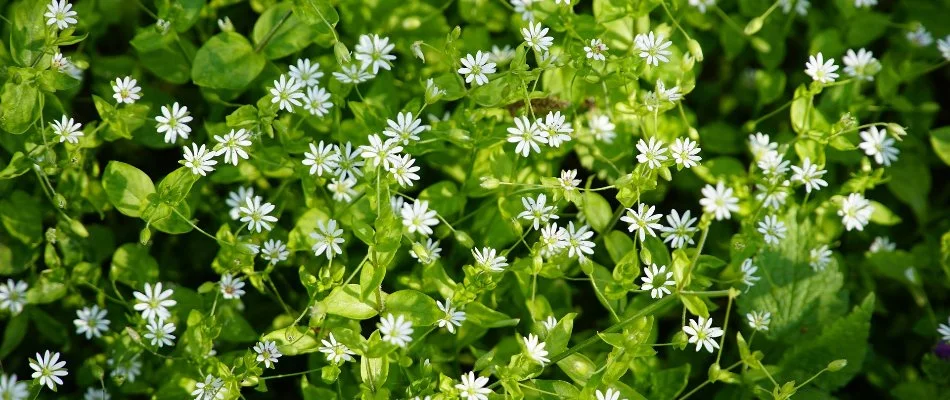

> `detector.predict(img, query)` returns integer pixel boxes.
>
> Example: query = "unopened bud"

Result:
[751,37,771,53]
[333,42,351,65]
[744,17,764,35]
[411,41,425,63]
[886,123,907,139]
[455,231,474,248]
[828,359,848,372]
[480,176,500,189]
[687,39,704,62]
[140,226,152,245]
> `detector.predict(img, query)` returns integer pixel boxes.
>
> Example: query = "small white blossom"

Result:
[670,137,702,169]
[755,181,790,210]
[217,16,234,32]
[842,48,880,81]
[683,316,724,353]
[409,238,441,264]
[45,0,78,30]
[689,0,716,13]
[108,355,142,383]
[854,0,877,7]
[565,221,595,261]
[50,115,84,144]
[522,22,554,52]
[213,129,251,166]
[261,239,289,265]
[522,333,550,366]
[858,126,899,166]
[112,76,142,104]
[511,0,535,20]
[333,63,374,84]
[144,319,176,347]
[226,186,254,220]
[182,143,217,176]
[490,44,516,64]
[558,169,580,192]
[389,154,422,187]
[757,150,790,177]
[588,114,616,143]
[328,177,358,203]
[660,209,698,249]
[0,279,28,315]
[780,0,810,16]
[508,115,547,156]
[379,313,414,348]
[938,35,950,60]
[0,374,28,400]
[838,193,873,231]
[641,264,675,299]
[384,112,428,145]
[302,140,341,176]
[805,52,839,84]
[219,274,245,300]
[584,38,608,61]
[402,200,439,236]
[809,245,833,271]
[319,333,355,364]
[289,58,323,87]
[333,142,365,181]
[518,193,558,230]
[938,318,950,342]
[757,215,787,246]
[473,247,508,272]
[542,316,558,332]
[456,372,492,400]
[269,74,305,112]
[906,25,933,47]
[458,51,496,86]
[303,86,333,117]
[538,111,573,148]
[29,350,68,390]
[741,258,760,288]
[239,196,278,233]
[596,388,625,400]
[749,132,777,160]
[253,341,282,368]
[700,182,739,221]
[310,219,345,260]
[360,134,403,171]
[746,311,771,331]
[656,80,682,103]
[621,203,664,242]
[869,236,896,253]
[133,282,176,322]
[74,305,110,339]
[790,157,828,193]
[156,102,193,143]
[354,34,396,75]
[191,375,225,400]
[636,137,669,169]
[634,31,673,66]
[437,299,466,334]
[539,223,569,257]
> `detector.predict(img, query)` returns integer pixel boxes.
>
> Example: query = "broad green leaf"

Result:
[650,364,690,400]
[253,3,316,60]
[192,32,266,91]
[419,181,465,216]
[0,151,34,180]
[110,243,160,287]
[102,161,156,217]
[142,201,195,234]
[868,200,901,226]
[292,0,340,36]
[583,191,613,233]
[0,190,43,245]
[928,126,950,167]
[155,166,199,205]
[261,326,320,355]
[130,30,192,84]
[0,81,39,134]
[465,302,520,328]
[360,247,388,301]
[360,355,389,392]
[886,153,930,220]
[384,290,441,326]
[8,0,47,66]
[325,284,383,320]
[0,313,28,359]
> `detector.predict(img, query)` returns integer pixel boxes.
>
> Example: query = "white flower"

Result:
[508,115,547,156]
[379,313,413,347]
[741,258,760,288]
[809,245,832,271]
[411,41,425,62]
[108,355,142,383]
[641,264,675,299]
[29,350,68,390]
[542,316,558,331]
[656,80,682,103]
[670,137,701,169]
[596,388,625,400]
[409,238,441,264]
[869,236,896,253]
[511,0,535,20]
[191,375,225,400]
[838,193,873,231]
[757,150,790,177]
[683,316,724,353]
[226,186,254,220]
[0,374,29,400]
[333,63,374,84]
[458,51,496,86]
[302,140,341,176]
[780,0,809,16]
[565,221,595,261]
[289,58,323,87]
[45,0,78,30]
[522,333,550,366]
[354,34,396,75]
[133,282,176,322]
[538,111,573,148]
[489,44,516,64]
[181,143,217,176]
[634,31,673,66]
[144,318,176,347]
[518,193,558,230]
[558,169,580,193]
[636,137,669,169]
[842,48,880,81]
[361,134,403,171]
[260,239,289,265]
[328,177,358,203]
[539,223,569,257]
[621,203,664,242]
[112,76,142,104]
[269,74,305,112]
[310,219,345,259]
[219,274,245,299]
[437,299,466,334]
[858,126,899,166]
[239,196,278,233]
[473,247,508,272]
[156,102,193,143]
[253,341,282,368]
[456,371,492,400]
[156,19,171,34]
[50,52,71,72]
[906,26,933,47]
[333,142,365,182]
[402,200,439,236]
[217,16,234,32]
[660,209,697,249]
[588,114,616,143]
[74,305,110,339]
[0,279,28,315]
[749,132,777,160]
[50,115,83,144]
[389,153,422,187]
[854,0,877,7]
[790,157,828,193]
[755,181,790,210]
[804,52,839,84]
[700,182,739,221]
[213,129,251,166]
[938,35,950,61]
[81,388,107,400]
[384,112,428,145]
[689,0,716,13]
[747,311,771,331]
[424,78,446,101]
[303,86,333,117]
[757,215,787,246]
[938,317,950,342]
[584,38,608,61]
[319,333,355,364]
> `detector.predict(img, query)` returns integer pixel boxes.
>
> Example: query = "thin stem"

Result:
[681,226,710,289]
[261,367,322,380]
[255,11,293,53]
[715,295,735,364]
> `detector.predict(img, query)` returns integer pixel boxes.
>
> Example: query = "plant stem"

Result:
[255,11,292,53]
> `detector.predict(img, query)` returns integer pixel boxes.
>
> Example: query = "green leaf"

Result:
[155,167,199,205]
[0,151,34,180]
[253,4,316,60]
[0,190,43,245]
[778,294,875,390]
[384,290,441,326]
[868,200,901,226]
[192,32,266,91]
[465,302,520,328]
[583,191,613,233]
[680,295,709,318]
[110,243,160,287]
[419,181,465,216]
[102,161,156,218]
[650,364,690,400]
[0,313,29,359]
[928,126,950,167]
[0,81,40,134]
[8,0,47,66]
[130,30,192,84]
[886,153,930,220]
[360,248,388,300]
[261,326,320,355]
[325,284,383,320]
[292,0,340,36]
[360,354,390,392]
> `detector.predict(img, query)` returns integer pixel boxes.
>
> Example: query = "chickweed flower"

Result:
[683,316,724,353]
[29,350,68,390]
[51,115,83,144]
[269,74,305,112]
[700,182,739,221]
[219,274,246,299]
[747,311,771,331]
[289,58,323,87]
[0,279,27,315]
[660,209,698,249]
[906,25,933,47]
[539,223,569,257]
[641,263,675,299]
[522,333,550,366]
[748,132,777,160]
[260,239,289,265]
[133,282,176,322]
[790,157,828,193]
[333,142,365,182]
[596,388,625,400]
[360,134,403,170]
[473,247,508,272]
[511,0,535,21]
[389,154,422,187]
[253,340,282,368]
[384,112,428,145]
[508,115,547,157]
[670,137,702,169]
[239,196,278,233]
[809,245,833,271]
[838,193,873,231]
[354,34,396,74]
[558,169,580,192]
[588,114,616,143]
[456,371,492,400]
[565,222,595,261]
[319,333,355,364]
[741,258,760,288]
[213,129,251,166]
[437,299,466,334]
[522,22,553,53]
[757,214,787,246]
[621,203,664,242]
[689,0,716,13]
[842,48,880,81]
[584,38,608,61]
[780,0,810,16]
[757,150,790,177]
[310,219,345,259]
[156,102,193,143]
[45,0,78,30]
[636,137,669,169]
[191,375,225,400]
[144,318,176,347]
[401,200,439,236]
[938,318,950,342]
[112,76,142,104]
[755,181,790,210]
[518,193,558,230]
[634,31,673,66]
[938,35,950,60]
[458,51,496,86]
[869,236,896,253]
[226,186,254,220]
[539,111,573,148]
[804,52,839,84]
[328,177,358,203]
[333,63,374,84]
[0,374,28,400]
[303,86,333,117]
[408,238,441,264]
[74,305,110,339]
[858,126,899,166]
[182,143,217,176]
[302,140,341,176]
[379,313,414,347]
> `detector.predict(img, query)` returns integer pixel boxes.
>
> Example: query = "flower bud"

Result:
[333,41,351,65]
[480,176,500,189]
[411,41,425,63]
[455,230,474,248]
[827,359,848,371]
[45,228,58,244]
[140,226,152,245]
[886,123,907,139]
[744,17,764,35]
[751,37,771,53]
[217,16,234,32]
[687,39,704,62]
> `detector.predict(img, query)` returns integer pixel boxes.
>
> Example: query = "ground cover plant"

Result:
[1,0,950,398]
